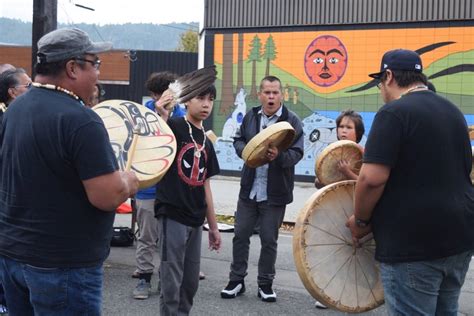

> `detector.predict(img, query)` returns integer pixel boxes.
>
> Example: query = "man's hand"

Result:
[266,144,279,161]
[208,228,221,252]
[345,214,372,247]
[314,177,325,189]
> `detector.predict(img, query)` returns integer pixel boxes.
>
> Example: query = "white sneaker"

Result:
[221,280,245,298]
[315,300,328,309]
[257,284,277,302]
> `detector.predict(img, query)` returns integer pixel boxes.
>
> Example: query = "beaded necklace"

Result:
[184,116,206,158]
[32,82,85,106]
[400,85,428,98]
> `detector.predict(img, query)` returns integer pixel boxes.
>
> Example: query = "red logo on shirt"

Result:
[177,143,207,186]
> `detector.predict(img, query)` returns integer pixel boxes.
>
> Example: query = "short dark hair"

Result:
[35,57,89,77]
[381,70,428,88]
[145,71,177,95]
[336,109,365,143]
[0,68,26,103]
[427,81,436,93]
[259,75,282,91]
[197,84,216,99]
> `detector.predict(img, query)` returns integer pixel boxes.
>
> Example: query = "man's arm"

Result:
[346,163,390,243]
[233,118,248,158]
[204,178,221,251]
[83,170,139,212]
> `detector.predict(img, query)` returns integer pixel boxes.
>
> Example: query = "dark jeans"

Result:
[0,255,103,316]
[158,217,202,316]
[380,250,473,316]
[229,198,286,285]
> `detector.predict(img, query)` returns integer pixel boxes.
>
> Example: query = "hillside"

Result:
[0,17,197,51]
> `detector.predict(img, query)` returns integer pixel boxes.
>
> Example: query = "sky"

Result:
[0,0,204,25]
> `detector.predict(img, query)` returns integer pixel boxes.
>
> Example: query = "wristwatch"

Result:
[355,217,370,228]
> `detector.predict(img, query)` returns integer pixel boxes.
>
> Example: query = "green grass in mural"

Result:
[213,48,474,125]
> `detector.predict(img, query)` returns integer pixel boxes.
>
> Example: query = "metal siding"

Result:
[398,0,405,21]
[101,84,131,101]
[204,0,474,29]
[129,51,198,103]
[469,0,474,19]
[443,0,450,21]
[469,0,474,20]
[338,0,345,24]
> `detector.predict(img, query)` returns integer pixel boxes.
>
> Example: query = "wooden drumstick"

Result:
[125,124,141,172]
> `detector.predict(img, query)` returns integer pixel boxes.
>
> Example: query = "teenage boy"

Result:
[155,85,221,315]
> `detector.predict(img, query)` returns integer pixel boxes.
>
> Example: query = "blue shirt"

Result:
[249,105,282,202]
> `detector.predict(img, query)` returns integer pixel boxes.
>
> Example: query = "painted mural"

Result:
[211,26,474,176]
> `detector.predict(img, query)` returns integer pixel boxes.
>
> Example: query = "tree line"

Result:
[0,18,198,52]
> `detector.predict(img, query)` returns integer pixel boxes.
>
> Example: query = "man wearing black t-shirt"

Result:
[0,28,139,315]
[346,49,474,315]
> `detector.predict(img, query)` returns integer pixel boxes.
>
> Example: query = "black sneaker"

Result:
[220,280,245,298]
[258,284,276,302]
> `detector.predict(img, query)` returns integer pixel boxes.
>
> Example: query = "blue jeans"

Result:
[0,255,103,316]
[380,250,472,316]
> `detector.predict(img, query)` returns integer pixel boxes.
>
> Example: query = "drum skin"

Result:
[93,100,177,189]
[242,121,295,168]
[293,181,384,313]
[315,140,363,185]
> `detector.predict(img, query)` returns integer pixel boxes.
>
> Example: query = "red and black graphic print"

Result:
[177,142,208,186]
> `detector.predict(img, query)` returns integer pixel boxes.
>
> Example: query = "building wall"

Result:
[204,0,474,29]
[129,50,198,104]
[206,21,474,177]
[0,46,130,82]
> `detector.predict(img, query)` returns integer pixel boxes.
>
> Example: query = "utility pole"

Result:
[32,0,57,78]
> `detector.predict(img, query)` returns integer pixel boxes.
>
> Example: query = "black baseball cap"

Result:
[368,49,423,79]
[37,28,112,64]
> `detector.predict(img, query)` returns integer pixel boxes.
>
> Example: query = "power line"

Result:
[161,24,197,32]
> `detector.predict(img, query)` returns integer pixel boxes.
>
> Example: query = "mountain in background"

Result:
[0,17,198,51]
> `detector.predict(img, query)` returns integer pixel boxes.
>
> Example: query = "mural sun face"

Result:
[304,35,348,87]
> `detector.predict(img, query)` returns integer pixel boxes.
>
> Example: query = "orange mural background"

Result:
[214,27,474,94]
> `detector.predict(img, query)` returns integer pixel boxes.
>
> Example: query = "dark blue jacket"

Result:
[233,105,304,205]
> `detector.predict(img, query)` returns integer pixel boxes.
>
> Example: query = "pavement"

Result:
[209,176,316,223]
[104,176,474,316]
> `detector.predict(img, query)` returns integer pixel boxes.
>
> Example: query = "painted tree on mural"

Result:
[220,33,235,115]
[247,34,262,99]
[236,33,244,93]
[263,35,277,77]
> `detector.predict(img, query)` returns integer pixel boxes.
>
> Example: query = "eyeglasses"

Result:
[75,58,101,70]
[376,81,383,90]
[14,82,32,89]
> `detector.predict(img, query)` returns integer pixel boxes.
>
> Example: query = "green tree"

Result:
[263,35,277,77]
[247,35,262,99]
[176,29,198,52]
